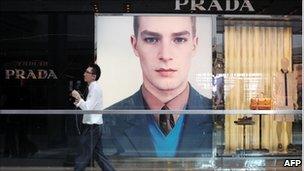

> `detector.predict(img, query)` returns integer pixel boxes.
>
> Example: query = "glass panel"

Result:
[0,13,302,171]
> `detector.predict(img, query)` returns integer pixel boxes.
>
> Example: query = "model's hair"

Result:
[88,63,101,81]
[133,16,196,37]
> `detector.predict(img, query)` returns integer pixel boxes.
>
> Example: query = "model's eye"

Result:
[144,37,159,44]
[173,37,187,44]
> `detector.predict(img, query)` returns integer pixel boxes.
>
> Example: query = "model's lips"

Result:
[155,68,177,76]
[155,68,177,72]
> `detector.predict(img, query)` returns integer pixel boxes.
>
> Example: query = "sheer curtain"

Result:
[224,26,292,153]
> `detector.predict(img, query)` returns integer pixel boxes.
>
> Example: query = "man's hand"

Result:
[71,90,81,101]
[294,103,299,110]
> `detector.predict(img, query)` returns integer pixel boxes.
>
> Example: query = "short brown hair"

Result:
[133,16,196,38]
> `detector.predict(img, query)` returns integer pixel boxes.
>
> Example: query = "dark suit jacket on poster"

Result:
[104,85,213,157]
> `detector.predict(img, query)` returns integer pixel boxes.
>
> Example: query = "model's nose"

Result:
[158,41,173,61]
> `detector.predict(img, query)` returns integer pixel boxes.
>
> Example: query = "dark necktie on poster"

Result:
[159,105,175,135]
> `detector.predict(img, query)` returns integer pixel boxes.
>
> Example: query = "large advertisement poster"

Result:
[95,15,214,157]
[96,15,213,109]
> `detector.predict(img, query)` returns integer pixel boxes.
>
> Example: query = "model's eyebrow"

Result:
[140,30,191,37]
[141,30,161,37]
[172,31,190,37]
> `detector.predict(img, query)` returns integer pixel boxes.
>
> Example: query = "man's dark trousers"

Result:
[74,124,115,171]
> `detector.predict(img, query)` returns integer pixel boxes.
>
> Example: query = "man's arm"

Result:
[71,87,101,110]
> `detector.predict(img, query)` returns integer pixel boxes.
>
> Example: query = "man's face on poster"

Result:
[131,16,198,92]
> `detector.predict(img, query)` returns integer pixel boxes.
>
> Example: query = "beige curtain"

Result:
[224,26,292,153]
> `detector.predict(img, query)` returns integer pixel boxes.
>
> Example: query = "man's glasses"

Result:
[84,70,94,74]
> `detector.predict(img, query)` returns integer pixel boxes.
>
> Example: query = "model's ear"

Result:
[193,36,198,50]
[131,35,140,57]
[191,36,199,57]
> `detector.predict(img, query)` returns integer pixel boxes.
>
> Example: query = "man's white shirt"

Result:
[75,81,103,125]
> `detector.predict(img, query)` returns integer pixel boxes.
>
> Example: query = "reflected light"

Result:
[244,159,266,168]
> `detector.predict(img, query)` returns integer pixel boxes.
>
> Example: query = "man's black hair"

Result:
[88,63,101,81]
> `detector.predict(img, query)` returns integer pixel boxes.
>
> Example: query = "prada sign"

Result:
[4,60,58,80]
[5,69,58,80]
[175,0,254,12]
[100,0,301,15]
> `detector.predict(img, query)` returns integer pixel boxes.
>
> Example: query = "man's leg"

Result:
[74,125,94,171]
[93,125,116,171]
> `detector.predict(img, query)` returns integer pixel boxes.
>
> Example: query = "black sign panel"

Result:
[100,0,301,15]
